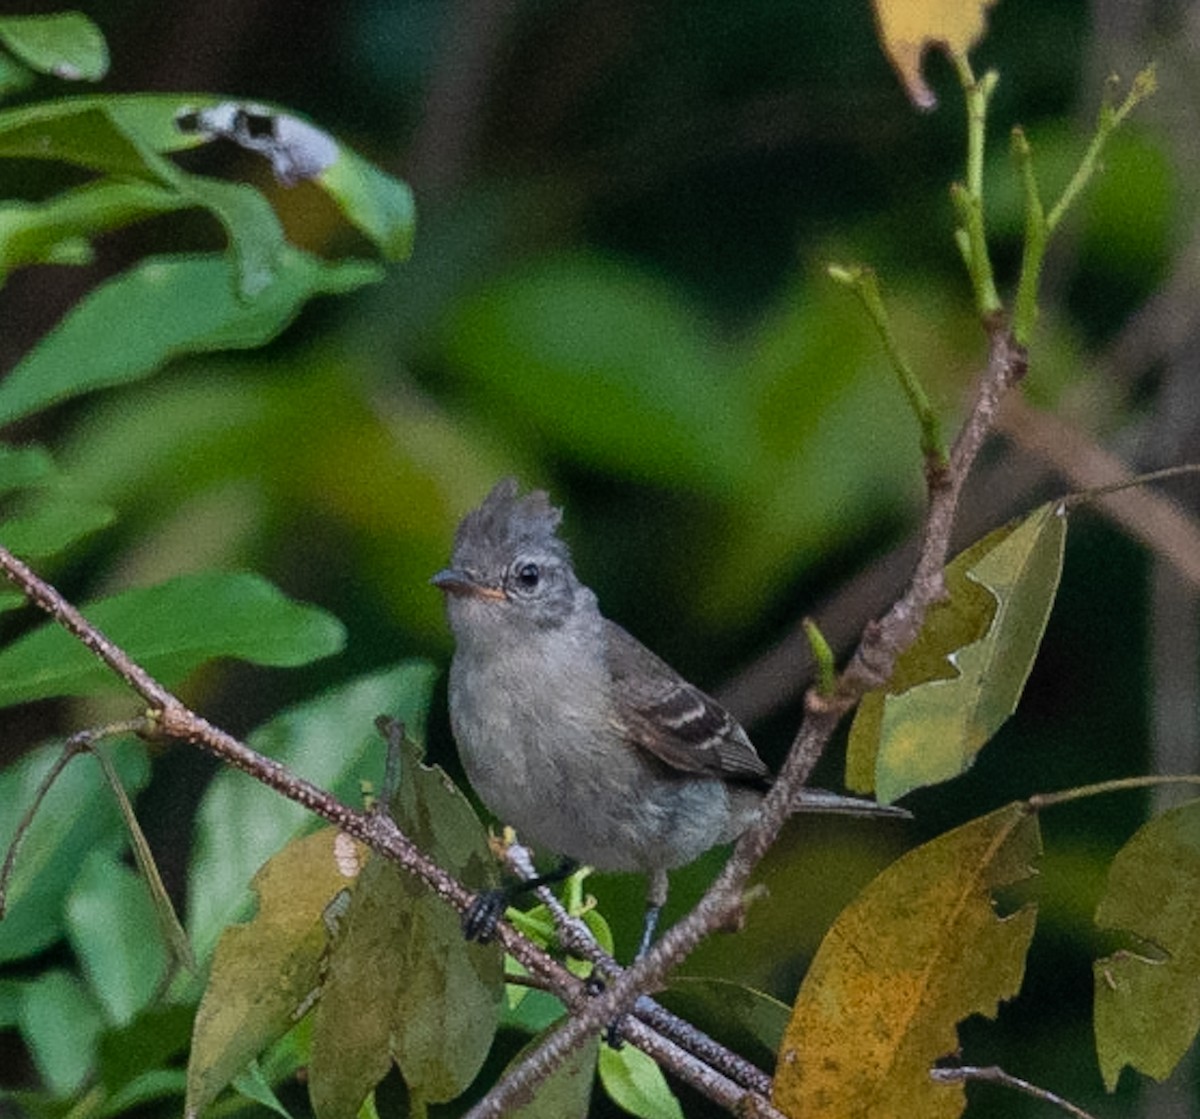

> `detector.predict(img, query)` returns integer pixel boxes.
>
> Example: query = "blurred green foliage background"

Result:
[2,0,1199,1115]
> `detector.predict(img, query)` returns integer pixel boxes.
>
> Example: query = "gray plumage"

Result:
[433,478,904,946]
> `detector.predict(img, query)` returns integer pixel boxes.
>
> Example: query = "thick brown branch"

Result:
[0,543,773,1110]
[465,321,1026,1117]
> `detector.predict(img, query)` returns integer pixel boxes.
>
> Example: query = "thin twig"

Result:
[932,1064,1100,1119]
[0,543,575,999]
[0,544,773,1112]
[463,318,1027,1118]
[503,843,776,1097]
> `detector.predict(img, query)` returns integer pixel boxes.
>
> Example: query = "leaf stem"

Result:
[1028,774,1200,811]
[802,618,836,697]
[827,264,947,465]
[950,54,1002,318]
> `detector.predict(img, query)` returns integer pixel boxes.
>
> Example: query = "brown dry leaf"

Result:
[872,0,1000,108]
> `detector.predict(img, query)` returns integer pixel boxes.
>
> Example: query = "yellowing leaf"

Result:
[1094,799,1200,1090]
[308,735,503,1116]
[846,523,998,794]
[186,828,367,1119]
[872,0,1000,108]
[773,804,1039,1118]
[849,503,1066,804]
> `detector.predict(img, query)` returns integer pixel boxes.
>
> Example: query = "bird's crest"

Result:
[453,478,568,567]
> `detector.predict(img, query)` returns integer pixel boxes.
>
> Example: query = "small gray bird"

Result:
[433,478,905,957]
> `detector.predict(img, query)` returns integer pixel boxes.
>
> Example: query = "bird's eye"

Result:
[515,562,540,590]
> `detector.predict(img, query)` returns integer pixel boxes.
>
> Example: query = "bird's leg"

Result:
[634,868,670,960]
[606,869,670,1047]
[462,857,579,943]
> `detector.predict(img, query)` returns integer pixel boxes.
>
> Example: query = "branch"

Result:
[931,1064,1100,1119]
[503,842,775,1098]
[0,545,781,1112]
[464,319,1027,1117]
[0,545,579,1008]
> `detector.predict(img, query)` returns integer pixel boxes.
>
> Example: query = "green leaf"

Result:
[0,13,108,82]
[662,977,789,1061]
[440,253,756,495]
[0,51,34,99]
[773,804,1040,1118]
[188,662,437,963]
[0,103,167,176]
[504,1032,600,1119]
[0,181,181,277]
[1094,799,1200,1090]
[0,737,149,963]
[320,146,416,261]
[0,443,115,578]
[18,970,105,1097]
[599,1043,684,1119]
[0,494,114,559]
[168,175,288,298]
[96,1003,195,1098]
[0,93,415,262]
[0,443,55,491]
[309,732,503,1114]
[848,503,1066,803]
[0,249,381,427]
[0,571,345,708]
[98,1069,189,1118]
[232,1062,296,1119]
[64,851,168,1026]
[186,828,368,1119]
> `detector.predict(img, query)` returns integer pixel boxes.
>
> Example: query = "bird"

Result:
[433,478,906,959]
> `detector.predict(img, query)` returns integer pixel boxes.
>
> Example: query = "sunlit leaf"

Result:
[1094,799,1200,1090]
[188,662,437,963]
[309,732,502,1113]
[872,0,1000,108]
[0,738,149,963]
[599,1043,683,1119]
[0,249,381,427]
[185,828,367,1119]
[0,571,345,708]
[848,503,1065,803]
[773,803,1040,1118]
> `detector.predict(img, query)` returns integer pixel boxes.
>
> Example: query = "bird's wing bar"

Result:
[604,620,769,783]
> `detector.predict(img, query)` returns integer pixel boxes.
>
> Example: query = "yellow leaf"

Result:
[872,0,1001,108]
[773,804,1039,1118]
[186,828,367,1118]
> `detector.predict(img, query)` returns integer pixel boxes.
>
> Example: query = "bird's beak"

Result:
[430,567,506,600]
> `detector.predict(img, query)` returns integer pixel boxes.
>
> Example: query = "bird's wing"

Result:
[604,619,769,784]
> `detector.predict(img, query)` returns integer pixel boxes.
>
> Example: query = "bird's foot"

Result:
[605,1015,628,1049]
[462,888,510,943]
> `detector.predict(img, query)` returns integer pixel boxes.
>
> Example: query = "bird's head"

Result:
[432,478,583,638]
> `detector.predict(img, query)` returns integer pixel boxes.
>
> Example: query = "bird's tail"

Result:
[790,789,912,819]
